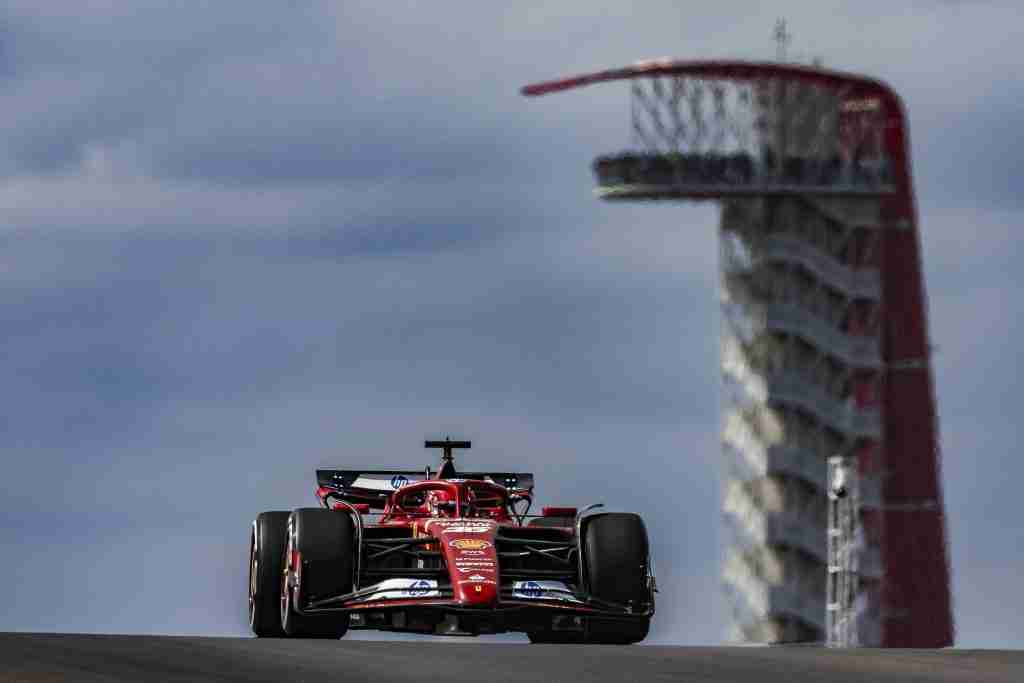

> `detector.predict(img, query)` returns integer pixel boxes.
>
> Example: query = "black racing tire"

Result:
[280,508,354,639]
[586,618,651,645]
[249,511,290,637]
[582,512,652,644]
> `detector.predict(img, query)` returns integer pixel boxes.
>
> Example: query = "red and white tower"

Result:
[522,61,953,646]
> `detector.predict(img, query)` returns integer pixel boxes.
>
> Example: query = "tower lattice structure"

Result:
[522,60,953,646]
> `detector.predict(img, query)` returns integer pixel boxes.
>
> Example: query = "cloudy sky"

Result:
[1,1,1021,647]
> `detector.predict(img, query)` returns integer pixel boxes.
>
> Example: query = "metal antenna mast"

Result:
[774,19,792,62]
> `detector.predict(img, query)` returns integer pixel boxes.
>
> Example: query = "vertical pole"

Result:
[827,454,859,646]
[774,19,792,62]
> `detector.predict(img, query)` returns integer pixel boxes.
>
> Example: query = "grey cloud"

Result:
[913,77,1024,210]
[0,3,334,178]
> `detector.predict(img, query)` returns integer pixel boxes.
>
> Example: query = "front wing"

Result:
[297,577,654,636]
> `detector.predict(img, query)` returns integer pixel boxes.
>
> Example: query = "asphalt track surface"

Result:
[1,634,1021,682]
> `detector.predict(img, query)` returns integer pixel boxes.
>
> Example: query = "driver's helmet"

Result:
[426,489,457,517]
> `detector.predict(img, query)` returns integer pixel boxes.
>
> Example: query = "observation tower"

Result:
[522,60,953,646]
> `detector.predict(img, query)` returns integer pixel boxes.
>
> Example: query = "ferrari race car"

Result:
[248,439,655,643]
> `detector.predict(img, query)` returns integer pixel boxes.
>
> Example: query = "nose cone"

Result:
[426,519,499,606]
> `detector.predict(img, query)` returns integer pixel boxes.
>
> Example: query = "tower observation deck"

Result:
[522,60,952,647]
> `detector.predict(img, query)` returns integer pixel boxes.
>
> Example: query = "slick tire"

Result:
[586,618,651,645]
[582,512,652,644]
[249,511,290,637]
[280,508,354,639]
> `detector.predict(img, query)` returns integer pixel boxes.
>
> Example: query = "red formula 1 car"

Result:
[248,439,655,643]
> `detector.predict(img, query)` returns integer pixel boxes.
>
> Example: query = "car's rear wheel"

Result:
[249,511,290,637]
[280,508,354,639]
[582,512,651,644]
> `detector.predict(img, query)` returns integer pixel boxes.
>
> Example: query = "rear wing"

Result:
[316,469,535,509]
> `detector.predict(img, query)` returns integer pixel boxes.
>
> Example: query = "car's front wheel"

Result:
[582,512,652,644]
[528,512,652,645]
[280,508,354,639]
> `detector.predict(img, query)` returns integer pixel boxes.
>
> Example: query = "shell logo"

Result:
[450,538,491,551]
